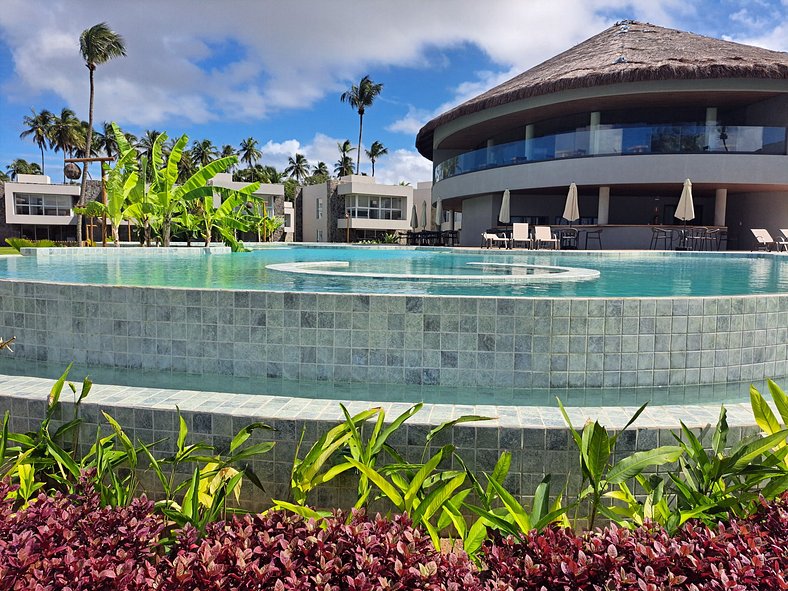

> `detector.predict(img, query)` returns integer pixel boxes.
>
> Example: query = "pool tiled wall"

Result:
[1,278,786,390]
[0,373,762,511]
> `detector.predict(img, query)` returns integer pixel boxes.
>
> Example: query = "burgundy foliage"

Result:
[2,480,788,591]
[157,510,482,591]
[481,492,788,591]
[0,476,165,591]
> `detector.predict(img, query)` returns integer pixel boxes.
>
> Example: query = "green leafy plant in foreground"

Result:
[668,405,788,525]
[750,379,788,469]
[456,451,568,559]
[141,407,274,535]
[558,399,683,530]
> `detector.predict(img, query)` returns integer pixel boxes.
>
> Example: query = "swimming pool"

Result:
[1,245,786,392]
[3,245,788,297]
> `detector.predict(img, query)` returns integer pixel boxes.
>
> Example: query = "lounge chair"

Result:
[481,231,509,249]
[534,226,559,250]
[751,229,777,251]
[778,230,788,252]
[511,223,532,249]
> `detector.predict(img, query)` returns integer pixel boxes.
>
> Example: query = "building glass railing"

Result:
[434,124,788,182]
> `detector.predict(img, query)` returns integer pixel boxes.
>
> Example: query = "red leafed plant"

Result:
[480,492,788,591]
[0,474,166,590]
[157,509,482,591]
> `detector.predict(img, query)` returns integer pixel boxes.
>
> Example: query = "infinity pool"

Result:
[2,246,788,297]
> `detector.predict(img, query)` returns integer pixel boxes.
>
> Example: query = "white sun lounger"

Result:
[751,229,777,251]
[534,226,559,250]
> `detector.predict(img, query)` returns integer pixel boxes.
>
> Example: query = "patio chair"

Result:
[481,231,510,249]
[510,223,532,249]
[534,226,559,250]
[751,228,777,251]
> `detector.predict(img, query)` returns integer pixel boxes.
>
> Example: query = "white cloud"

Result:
[0,0,699,129]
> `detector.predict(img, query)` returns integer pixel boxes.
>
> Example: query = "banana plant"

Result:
[558,399,683,530]
[102,123,139,246]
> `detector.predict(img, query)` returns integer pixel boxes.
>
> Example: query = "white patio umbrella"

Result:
[421,200,428,231]
[563,182,580,226]
[675,178,695,223]
[498,189,511,225]
[410,203,419,231]
[434,199,443,231]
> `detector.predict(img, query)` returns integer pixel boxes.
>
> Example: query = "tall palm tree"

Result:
[335,140,354,177]
[6,159,42,180]
[49,108,82,181]
[77,22,126,244]
[238,137,261,171]
[340,75,383,174]
[284,153,310,183]
[190,139,218,167]
[365,140,388,177]
[20,108,53,174]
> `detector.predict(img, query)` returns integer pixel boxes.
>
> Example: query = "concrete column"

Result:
[525,124,534,160]
[590,111,601,155]
[449,209,455,231]
[714,188,727,226]
[597,186,610,225]
[705,107,717,150]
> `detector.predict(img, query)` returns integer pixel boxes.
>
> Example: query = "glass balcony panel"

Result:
[434,124,788,182]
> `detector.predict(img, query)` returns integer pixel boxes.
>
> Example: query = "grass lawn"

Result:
[0,247,19,255]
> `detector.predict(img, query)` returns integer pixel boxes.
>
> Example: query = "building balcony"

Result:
[434,124,788,182]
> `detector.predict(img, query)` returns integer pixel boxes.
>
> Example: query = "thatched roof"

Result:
[416,21,788,159]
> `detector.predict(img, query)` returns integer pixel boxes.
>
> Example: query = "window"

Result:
[316,198,323,219]
[316,229,323,242]
[346,195,404,220]
[284,213,292,229]
[15,193,72,216]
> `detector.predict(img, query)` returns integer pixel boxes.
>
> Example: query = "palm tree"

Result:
[238,137,262,171]
[20,108,53,174]
[312,161,329,177]
[284,153,310,183]
[335,140,354,177]
[0,171,9,183]
[49,108,82,181]
[262,166,285,184]
[340,75,383,174]
[365,141,388,177]
[6,159,42,180]
[136,130,162,163]
[190,139,219,167]
[77,22,126,244]
[100,121,120,158]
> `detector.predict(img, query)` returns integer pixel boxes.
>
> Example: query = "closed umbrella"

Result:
[498,189,511,225]
[563,182,580,226]
[675,178,695,223]
[410,202,418,231]
[421,200,428,231]
[674,178,695,250]
[434,199,443,231]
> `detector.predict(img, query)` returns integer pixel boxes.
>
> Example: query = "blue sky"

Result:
[1,0,786,185]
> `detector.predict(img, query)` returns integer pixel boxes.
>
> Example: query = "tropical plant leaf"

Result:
[606,446,683,484]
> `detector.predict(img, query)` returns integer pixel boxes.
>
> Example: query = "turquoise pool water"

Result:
[2,246,788,298]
